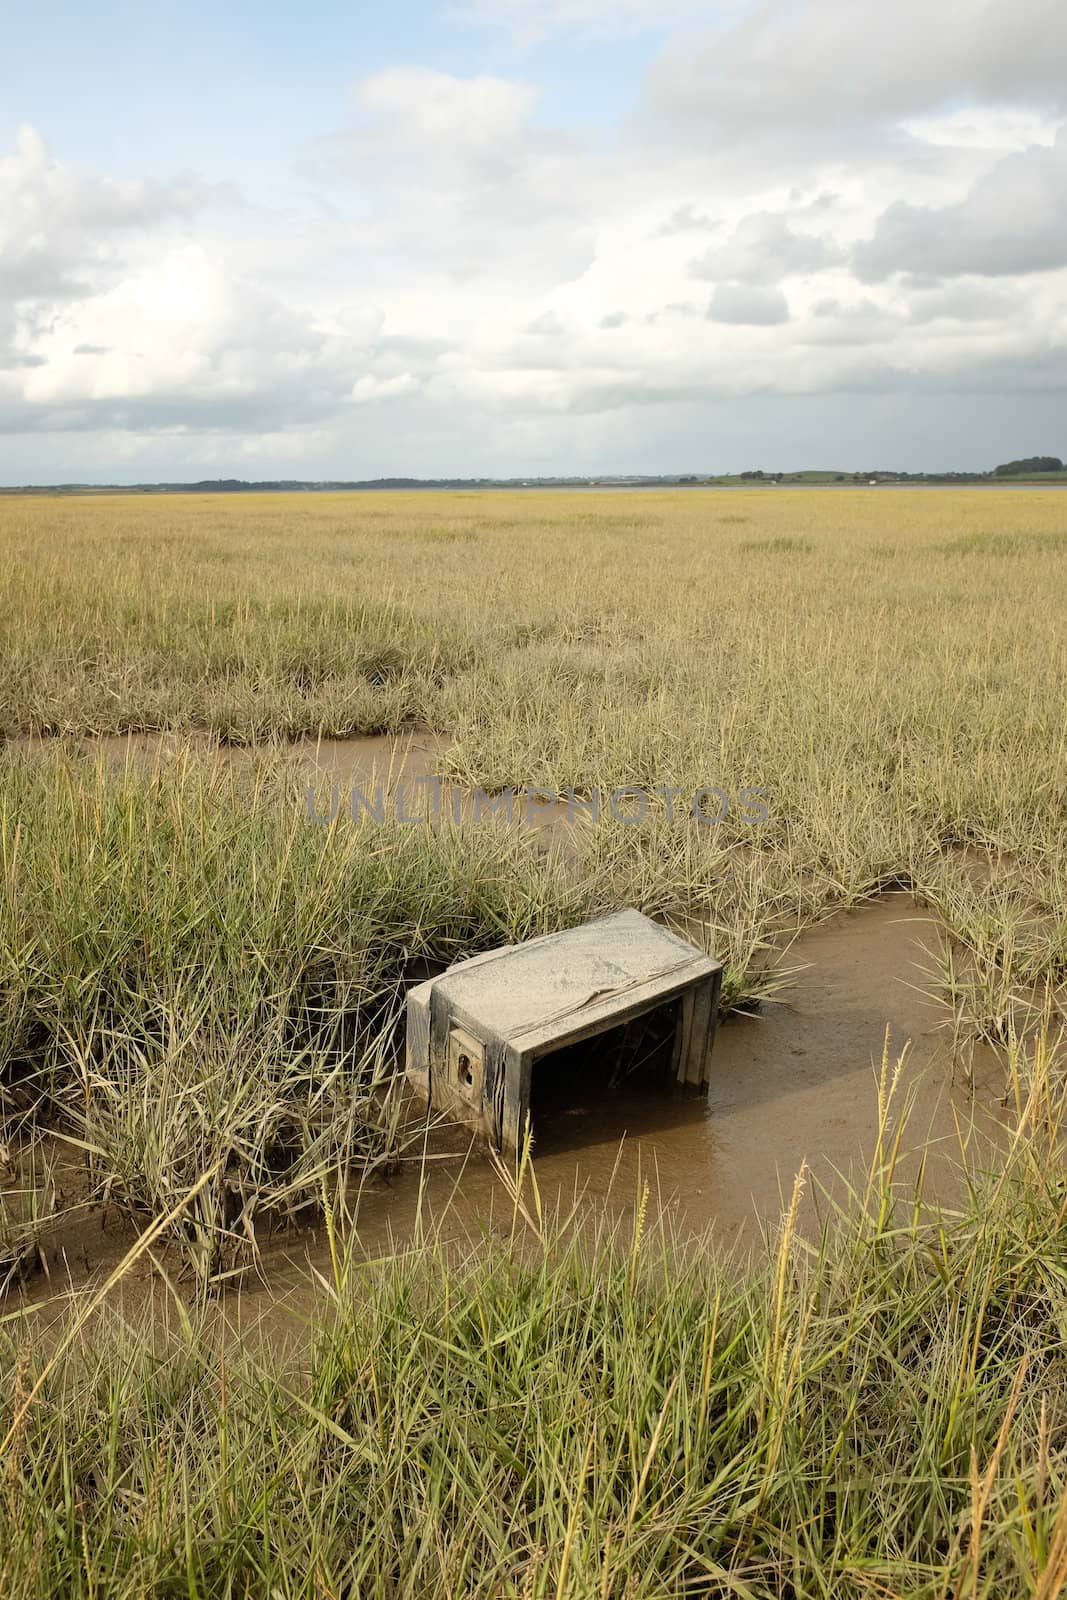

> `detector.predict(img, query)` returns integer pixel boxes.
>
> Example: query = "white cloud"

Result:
[0,124,231,301]
[690,210,845,283]
[1,220,433,438]
[4,0,1067,477]
[351,372,419,402]
[900,108,1061,154]
[353,67,537,163]
[306,67,596,293]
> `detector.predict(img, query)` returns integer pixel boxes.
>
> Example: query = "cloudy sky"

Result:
[2,0,1066,480]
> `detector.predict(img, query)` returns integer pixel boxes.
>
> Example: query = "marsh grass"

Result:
[59,1015,406,1288]
[933,529,1067,557]
[738,533,815,553]
[29,760,809,1249]
[0,745,647,1283]
[2,1043,1067,1596]
[912,854,1067,1068]
[4,492,1067,933]
[0,1141,56,1294]
[1,489,1067,1590]
[3,488,1067,1275]
[0,742,820,1279]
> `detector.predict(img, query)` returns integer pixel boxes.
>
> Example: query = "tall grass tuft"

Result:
[1,1042,1067,1596]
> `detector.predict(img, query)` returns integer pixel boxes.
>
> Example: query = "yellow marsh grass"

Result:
[4,486,1066,843]
[2,494,1067,1596]
[3,487,1067,1019]
[2,486,1067,1203]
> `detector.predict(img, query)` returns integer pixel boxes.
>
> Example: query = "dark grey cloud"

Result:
[0,371,354,437]
[801,298,900,345]
[524,311,566,335]
[484,374,715,416]
[904,282,1020,322]
[0,343,47,370]
[855,128,1067,279]
[874,342,1067,395]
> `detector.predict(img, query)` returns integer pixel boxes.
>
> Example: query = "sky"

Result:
[2,0,1066,481]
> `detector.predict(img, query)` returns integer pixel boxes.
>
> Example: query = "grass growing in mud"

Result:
[0,1142,55,1294]
[2,487,1067,1256]
[0,744,621,1286]
[3,488,1067,978]
[4,1056,1067,1599]
[2,488,1067,1593]
[0,742,807,1284]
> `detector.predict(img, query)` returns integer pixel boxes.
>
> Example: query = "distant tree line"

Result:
[5,455,1065,496]
[992,456,1064,476]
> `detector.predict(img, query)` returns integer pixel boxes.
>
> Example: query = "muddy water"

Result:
[19,729,577,838]
[332,895,1005,1263]
[10,896,1011,1344]
[32,727,448,789]
[6,734,1013,1329]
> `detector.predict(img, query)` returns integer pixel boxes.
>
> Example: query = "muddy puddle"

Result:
[3,737,1023,1335]
[337,894,1007,1255]
[15,726,447,789]
[6,892,1017,1350]
[14,728,578,839]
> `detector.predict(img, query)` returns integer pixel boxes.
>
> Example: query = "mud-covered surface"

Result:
[3,739,1015,1336]
[7,892,1011,1339]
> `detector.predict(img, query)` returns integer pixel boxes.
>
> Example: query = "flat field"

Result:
[3,488,1067,1597]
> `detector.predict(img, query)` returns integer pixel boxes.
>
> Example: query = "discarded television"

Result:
[405,908,723,1152]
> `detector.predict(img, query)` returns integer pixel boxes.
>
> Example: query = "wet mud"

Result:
[4,738,1017,1336]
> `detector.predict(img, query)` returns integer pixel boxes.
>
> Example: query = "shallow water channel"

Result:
[10,732,1012,1333]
